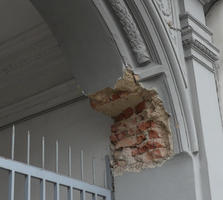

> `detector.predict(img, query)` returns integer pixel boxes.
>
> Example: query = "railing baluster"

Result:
[54,183,60,200]
[9,170,15,200]
[41,179,46,200]
[93,193,97,200]
[68,146,72,177]
[27,131,30,165]
[92,157,96,184]
[68,186,73,200]
[42,137,45,169]
[81,150,84,180]
[25,175,31,200]
[104,170,107,189]
[56,141,59,173]
[81,190,85,200]
[11,125,15,160]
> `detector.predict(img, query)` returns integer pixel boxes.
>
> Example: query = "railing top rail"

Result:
[0,156,111,198]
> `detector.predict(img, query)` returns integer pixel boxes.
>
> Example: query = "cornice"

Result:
[181,25,219,53]
[180,12,213,36]
[182,38,218,62]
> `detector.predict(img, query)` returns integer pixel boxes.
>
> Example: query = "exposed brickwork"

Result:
[89,69,173,176]
[109,99,172,175]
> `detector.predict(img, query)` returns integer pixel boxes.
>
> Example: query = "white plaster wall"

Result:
[206,1,223,120]
[0,97,198,200]
[193,60,223,200]
[0,98,112,200]
[114,153,196,200]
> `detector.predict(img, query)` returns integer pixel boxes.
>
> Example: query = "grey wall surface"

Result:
[0,97,197,200]
[0,0,42,44]
[0,98,112,200]
[114,153,196,200]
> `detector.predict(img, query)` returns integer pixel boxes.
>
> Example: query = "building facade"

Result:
[0,0,222,200]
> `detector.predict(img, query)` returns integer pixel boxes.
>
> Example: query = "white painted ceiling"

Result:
[0,0,42,44]
[0,0,123,113]
[0,0,74,109]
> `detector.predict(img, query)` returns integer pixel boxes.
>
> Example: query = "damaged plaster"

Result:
[89,69,173,176]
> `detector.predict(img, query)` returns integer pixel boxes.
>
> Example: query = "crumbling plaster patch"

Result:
[89,69,173,176]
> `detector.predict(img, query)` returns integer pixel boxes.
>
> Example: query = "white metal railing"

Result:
[0,125,111,200]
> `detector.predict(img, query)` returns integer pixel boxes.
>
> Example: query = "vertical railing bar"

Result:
[68,146,72,177]
[56,140,59,173]
[93,193,97,200]
[42,137,45,169]
[41,179,46,200]
[92,157,96,185]
[25,175,31,200]
[11,125,15,160]
[9,170,15,200]
[27,131,30,165]
[81,190,85,200]
[80,150,84,181]
[68,186,73,200]
[104,170,107,189]
[54,183,60,200]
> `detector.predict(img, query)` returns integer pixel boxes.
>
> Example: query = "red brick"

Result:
[111,122,121,132]
[147,140,164,149]
[131,148,139,156]
[135,101,146,114]
[137,144,149,154]
[116,131,128,140]
[138,121,151,131]
[110,135,118,144]
[152,148,167,159]
[149,130,160,138]
[111,93,120,101]
[122,107,134,119]
[114,113,125,122]
[90,100,97,109]
[150,121,156,128]
[115,136,137,149]
[136,134,146,144]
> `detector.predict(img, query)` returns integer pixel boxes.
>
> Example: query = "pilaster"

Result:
[180,4,223,200]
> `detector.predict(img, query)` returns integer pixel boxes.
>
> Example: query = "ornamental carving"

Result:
[108,0,151,65]
[155,0,176,43]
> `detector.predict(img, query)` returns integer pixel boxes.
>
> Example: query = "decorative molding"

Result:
[108,0,151,64]
[181,25,219,53]
[183,38,218,62]
[0,79,82,128]
[154,0,176,43]
[180,12,213,36]
[185,55,215,73]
